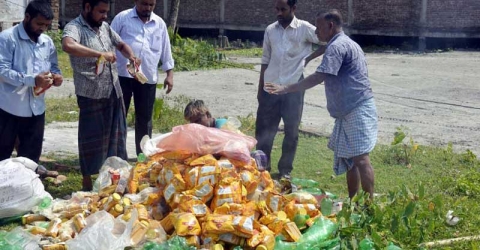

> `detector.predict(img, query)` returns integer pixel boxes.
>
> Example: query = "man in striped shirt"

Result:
[111,0,174,156]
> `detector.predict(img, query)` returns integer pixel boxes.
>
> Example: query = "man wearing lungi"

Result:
[265,9,378,199]
[62,0,140,191]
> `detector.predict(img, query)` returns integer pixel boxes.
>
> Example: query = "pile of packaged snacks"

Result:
[17,152,335,250]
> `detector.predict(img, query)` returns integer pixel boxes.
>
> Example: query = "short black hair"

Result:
[287,0,297,8]
[317,9,343,27]
[82,0,109,9]
[25,0,54,20]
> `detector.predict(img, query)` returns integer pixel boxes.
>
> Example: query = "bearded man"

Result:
[62,0,140,191]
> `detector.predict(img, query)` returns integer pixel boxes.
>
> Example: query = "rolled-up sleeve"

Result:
[261,30,271,65]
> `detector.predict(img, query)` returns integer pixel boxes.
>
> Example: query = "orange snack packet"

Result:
[173,213,201,236]
[204,214,235,234]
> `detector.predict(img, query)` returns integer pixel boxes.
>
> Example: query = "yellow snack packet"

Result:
[158,162,183,187]
[149,162,162,186]
[283,222,302,242]
[160,213,174,234]
[232,216,254,237]
[95,55,106,75]
[217,158,234,170]
[284,192,318,205]
[184,167,199,189]
[173,213,201,236]
[218,233,243,245]
[266,192,286,212]
[240,170,259,195]
[259,171,275,192]
[266,219,286,235]
[189,154,217,166]
[197,165,220,186]
[284,201,319,220]
[156,151,192,161]
[128,162,150,194]
[183,181,214,203]
[211,178,243,210]
[178,195,210,217]
[204,214,235,234]
[163,174,187,203]
[213,203,243,216]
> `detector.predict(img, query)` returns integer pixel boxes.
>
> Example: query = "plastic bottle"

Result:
[291,178,319,188]
[296,216,338,249]
[3,227,39,250]
[359,238,374,250]
[38,197,52,210]
[386,242,402,250]
[0,215,23,226]
[137,153,147,163]
[274,236,297,250]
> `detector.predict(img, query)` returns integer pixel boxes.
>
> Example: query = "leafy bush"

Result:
[45,30,63,52]
[168,28,252,71]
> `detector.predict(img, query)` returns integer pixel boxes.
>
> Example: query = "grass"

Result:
[2,98,480,249]
[45,96,79,124]
[57,52,73,78]
[222,48,263,58]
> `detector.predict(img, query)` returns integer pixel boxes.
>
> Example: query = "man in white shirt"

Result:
[256,0,324,179]
[111,0,174,156]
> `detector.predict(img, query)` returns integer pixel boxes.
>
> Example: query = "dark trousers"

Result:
[119,76,157,156]
[255,88,305,175]
[0,108,45,163]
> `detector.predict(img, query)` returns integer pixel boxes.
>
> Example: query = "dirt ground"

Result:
[46,51,480,158]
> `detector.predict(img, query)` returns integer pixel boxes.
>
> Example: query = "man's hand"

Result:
[102,52,117,63]
[163,75,173,94]
[264,82,288,95]
[129,56,141,67]
[35,72,53,89]
[52,73,63,87]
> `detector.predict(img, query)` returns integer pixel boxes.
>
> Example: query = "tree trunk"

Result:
[168,0,180,30]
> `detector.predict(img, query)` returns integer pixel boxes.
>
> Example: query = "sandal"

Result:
[36,165,59,179]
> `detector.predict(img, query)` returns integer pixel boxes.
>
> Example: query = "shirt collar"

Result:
[78,14,101,31]
[276,16,299,29]
[18,22,47,45]
[326,31,345,47]
[132,7,155,23]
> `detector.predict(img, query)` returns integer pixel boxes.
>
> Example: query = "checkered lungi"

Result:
[77,91,127,176]
[328,98,378,175]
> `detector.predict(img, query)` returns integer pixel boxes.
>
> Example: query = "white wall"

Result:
[0,0,31,22]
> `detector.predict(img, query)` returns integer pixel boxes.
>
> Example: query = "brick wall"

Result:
[427,0,480,33]
[59,0,480,37]
[352,0,421,31]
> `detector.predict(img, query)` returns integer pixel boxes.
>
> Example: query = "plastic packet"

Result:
[240,170,259,195]
[284,192,318,205]
[266,192,286,212]
[211,178,243,210]
[183,181,214,203]
[93,157,132,193]
[204,214,235,234]
[172,213,201,236]
[95,55,106,75]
